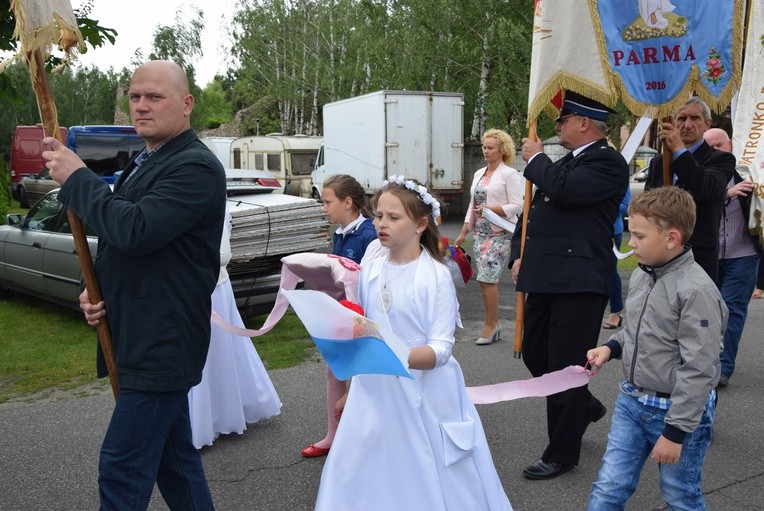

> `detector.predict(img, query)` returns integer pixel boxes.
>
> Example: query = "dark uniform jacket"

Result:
[59,129,227,392]
[510,139,629,295]
[645,140,735,278]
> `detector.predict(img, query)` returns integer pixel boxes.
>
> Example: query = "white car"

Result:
[223,168,282,195]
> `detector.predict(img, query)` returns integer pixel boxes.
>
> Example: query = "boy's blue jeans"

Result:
[588,389,715,511]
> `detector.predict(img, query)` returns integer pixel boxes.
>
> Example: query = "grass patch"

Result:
[0,292,314,402]
[247,311,315,369]
[618,255,639,273]
[1,197,25,226]
[7,198,26,216]
[0,295,95,402]
[616,238,639,274]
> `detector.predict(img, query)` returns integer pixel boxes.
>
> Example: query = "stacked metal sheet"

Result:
[226,193,330,262]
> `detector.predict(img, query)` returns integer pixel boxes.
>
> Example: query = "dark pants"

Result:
[522,292,608,466]
[692,246,719,285]
[99,388,214,510]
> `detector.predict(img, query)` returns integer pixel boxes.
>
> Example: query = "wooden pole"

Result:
[661,116,672,186]
[513,120,538,358]
[31,51,119,400]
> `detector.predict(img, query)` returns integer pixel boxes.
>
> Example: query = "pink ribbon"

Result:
[211,267,299,337]
[466,365,592,404]
[211,253,362,338]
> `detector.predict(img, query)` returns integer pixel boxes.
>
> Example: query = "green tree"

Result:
[0,62,119,158]
[0,0,118,103]
[149,5,204,79]
[195,78,234,130]
[148,5,207,128]
[0,62,48,159]
[0,0,122,157]
[227,0,535,140]
[0,157,10,219]
[230,0,298,134]
[52,66,119,125]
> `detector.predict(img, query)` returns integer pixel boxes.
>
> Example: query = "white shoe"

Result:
[476,325,501,345]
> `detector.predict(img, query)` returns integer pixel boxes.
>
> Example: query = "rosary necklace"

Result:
[377,256,419,313]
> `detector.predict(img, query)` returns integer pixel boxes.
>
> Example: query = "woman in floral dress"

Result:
[455,129,524,345]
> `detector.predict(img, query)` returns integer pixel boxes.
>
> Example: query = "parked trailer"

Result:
[230,135,322,197]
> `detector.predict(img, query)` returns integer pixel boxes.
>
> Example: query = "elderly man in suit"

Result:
[510,91,629,480]
[644,97,736,284]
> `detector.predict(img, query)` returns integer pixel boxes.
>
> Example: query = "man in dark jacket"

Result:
[510,91,629,480]
[44,60,226,510]
[644,97,736,284]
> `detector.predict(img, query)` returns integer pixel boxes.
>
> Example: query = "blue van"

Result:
[65,125,145,184]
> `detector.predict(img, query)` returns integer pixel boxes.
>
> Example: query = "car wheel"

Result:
[311,188,322,202]
[17,186,29,208]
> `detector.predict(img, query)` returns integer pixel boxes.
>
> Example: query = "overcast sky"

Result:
[74,0,237,86]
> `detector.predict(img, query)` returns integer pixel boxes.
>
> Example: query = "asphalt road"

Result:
[1,221,763,510]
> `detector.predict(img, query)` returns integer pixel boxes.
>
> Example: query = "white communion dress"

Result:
[188,211,282,449]
[314,249,512,511]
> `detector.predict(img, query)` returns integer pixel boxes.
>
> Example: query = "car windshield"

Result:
[24,192,96,236]
[25,193,67,232]
[74,134,145,177]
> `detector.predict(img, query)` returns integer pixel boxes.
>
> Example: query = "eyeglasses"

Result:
[555,113,580,124]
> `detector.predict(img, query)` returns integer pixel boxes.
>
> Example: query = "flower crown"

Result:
[382,175,442,223]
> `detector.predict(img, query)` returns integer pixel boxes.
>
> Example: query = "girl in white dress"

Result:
[301,174,377,458]
[315,176,512,511]
[188,210,282,449]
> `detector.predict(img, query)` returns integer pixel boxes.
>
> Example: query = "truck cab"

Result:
[65,125,144,184]
[10,125,68,200]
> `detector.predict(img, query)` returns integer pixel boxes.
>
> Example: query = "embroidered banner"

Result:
[528,0,745,122]
[731,0,764,243]
[528,0,613,122]
[596,0,743,118]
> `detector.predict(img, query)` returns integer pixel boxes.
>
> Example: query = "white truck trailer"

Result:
[200,137,237,167]
[311,90,464,205]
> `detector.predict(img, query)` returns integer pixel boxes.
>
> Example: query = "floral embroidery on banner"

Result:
[701,47,726,85]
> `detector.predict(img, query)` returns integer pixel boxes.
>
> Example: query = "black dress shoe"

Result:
[522,460,574,480]
[588,402,607,423]
[583,402,607,434]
